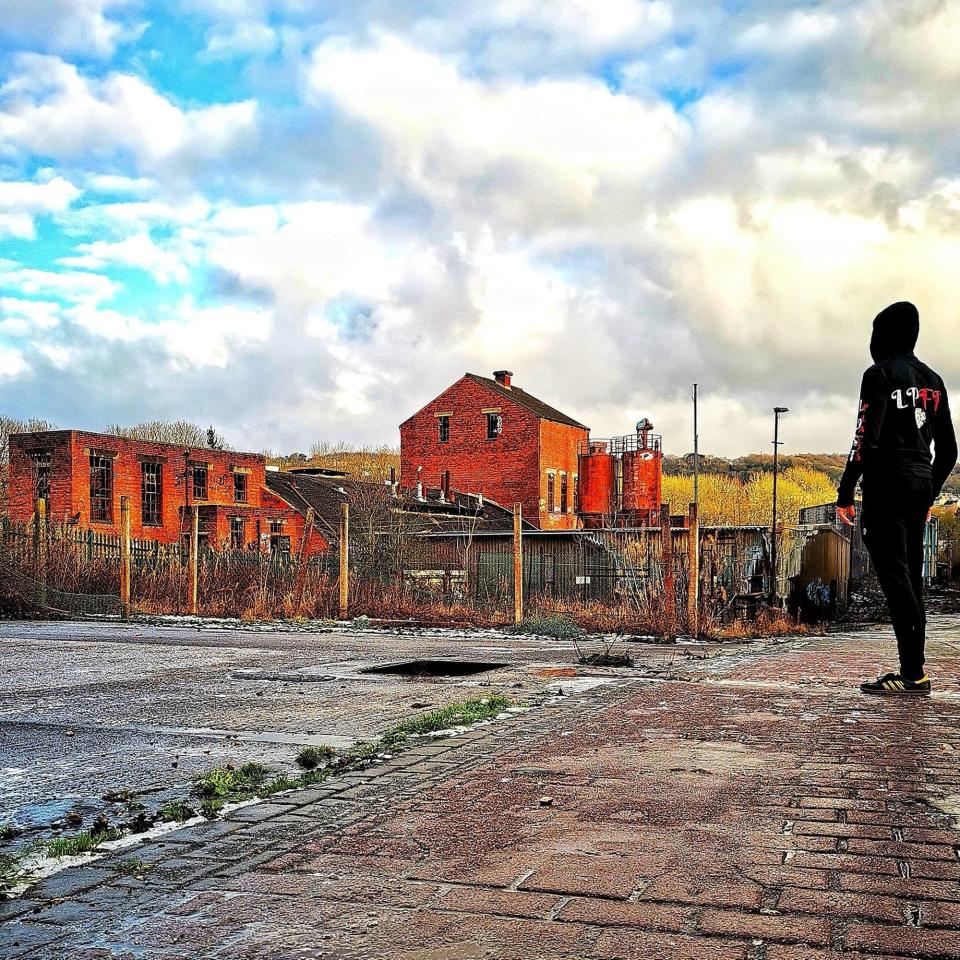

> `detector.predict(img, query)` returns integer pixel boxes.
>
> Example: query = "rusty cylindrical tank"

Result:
[621,447,662,521]
[577,442,618,526]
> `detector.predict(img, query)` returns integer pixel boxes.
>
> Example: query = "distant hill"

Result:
[665,453,960,495]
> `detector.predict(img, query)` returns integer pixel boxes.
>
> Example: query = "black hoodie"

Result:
[836,301,957,507]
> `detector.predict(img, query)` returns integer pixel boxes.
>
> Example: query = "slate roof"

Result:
[466,374,588,430]
[265,471,523,539]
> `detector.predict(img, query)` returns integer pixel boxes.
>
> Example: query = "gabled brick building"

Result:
[399,370,589,530]
[7,430,327,555]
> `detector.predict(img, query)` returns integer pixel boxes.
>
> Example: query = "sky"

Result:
[1,1,959,458]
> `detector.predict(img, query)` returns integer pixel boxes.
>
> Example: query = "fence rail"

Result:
[2,501,822,632]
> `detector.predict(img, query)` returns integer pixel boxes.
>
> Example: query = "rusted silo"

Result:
[621,422,662,525]
[577,441,617,527]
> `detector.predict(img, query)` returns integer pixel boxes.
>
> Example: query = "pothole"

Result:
[360,659,509,678]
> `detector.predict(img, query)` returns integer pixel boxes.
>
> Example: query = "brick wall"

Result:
[400,376,586,528]
[7,430,326,554]
[538,419,588,530]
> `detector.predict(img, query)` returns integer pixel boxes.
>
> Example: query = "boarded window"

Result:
[192,463,208,500]
[560,473,568,513]
[233,472,248,503]
[230,516,245,550]
[90,454,113,523]
[140,462,163,526]
[486,413,502,439]
[546,473,556,513]
[32,453,51,508]
[438,415,449,443]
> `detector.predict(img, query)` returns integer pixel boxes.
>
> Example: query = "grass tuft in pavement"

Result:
[159,800,195,823]
[187,695,512,815]
[45,828,122,859]
[0,851,34,898]
[379,696,511,750]
[295,745,335,770]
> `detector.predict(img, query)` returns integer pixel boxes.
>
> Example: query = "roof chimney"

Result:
[493,369,513,388]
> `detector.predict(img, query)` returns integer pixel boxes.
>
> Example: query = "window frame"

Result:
[486,412,503,440]
[140,461,163,527]
[560,472,568,513]
[89,452,114,524]
[546,472,556,514]
[230,516,246,551]
[32,452,51,508]
[233,471,248,503]
[191,462,209,501]
[438,415,450,444]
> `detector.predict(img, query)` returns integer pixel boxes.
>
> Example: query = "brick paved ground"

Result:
[2,616,960,958]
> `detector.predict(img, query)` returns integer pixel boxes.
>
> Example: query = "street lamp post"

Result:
[771,407,789,607]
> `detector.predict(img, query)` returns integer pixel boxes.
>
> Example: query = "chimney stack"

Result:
[493,369,513,389]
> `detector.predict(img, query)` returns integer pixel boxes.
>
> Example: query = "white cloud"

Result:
[85,174,156,196]
[308,35,686,228]
[0,176,80,238]
[204,22,277,59]
[0,297,62,335]
[0,262,118,304]
[0,55,257,177]
[59,233,192,284]
[0,344,29,378]
[0,0,134,58]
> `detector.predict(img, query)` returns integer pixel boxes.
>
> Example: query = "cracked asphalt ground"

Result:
[3,615,960,958]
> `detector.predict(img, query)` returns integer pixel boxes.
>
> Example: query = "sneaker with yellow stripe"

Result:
[860,672,931,696]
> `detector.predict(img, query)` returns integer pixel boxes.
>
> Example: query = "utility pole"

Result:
[513,503,524,625]
[692,383,699,507]
[771,407,789,607]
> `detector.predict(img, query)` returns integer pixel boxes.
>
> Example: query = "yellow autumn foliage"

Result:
[662,467,837,526]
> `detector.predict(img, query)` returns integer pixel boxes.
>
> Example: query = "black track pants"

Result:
[860,478,932,680]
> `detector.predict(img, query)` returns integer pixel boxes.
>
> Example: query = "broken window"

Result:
[90,453,113,523]
[233,471,248,503]
[573,473,578,514]
[32,453,51,509]
[486,413,502,439]
[269,519,290,555]
[560,473,568,513]
[438,415,449,443]
[140,462,163,526]
[192,462,208,500]
[230,516,245,550]
[546,473,556,513]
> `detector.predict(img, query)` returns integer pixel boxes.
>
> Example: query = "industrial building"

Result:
[400,370,663,530]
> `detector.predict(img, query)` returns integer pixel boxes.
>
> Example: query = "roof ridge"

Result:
[466,373,588,430]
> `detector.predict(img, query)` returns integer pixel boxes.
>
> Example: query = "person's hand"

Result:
[836,504,856,527]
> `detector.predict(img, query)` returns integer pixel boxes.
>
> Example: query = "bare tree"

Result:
[104,420,231,450]
[0,415,57,516]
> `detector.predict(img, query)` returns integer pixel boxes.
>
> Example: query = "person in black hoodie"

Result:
[836,301,957,696]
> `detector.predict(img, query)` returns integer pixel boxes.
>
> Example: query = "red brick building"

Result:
[7,430,328,555]
[399,370,589,530]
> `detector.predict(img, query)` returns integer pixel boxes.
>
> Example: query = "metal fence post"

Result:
[339,502,350,619]
[513,503,523,625]
[687,501,699,637]
[660,502,675,638]
[188,506,199,615]
[120,496,131,620]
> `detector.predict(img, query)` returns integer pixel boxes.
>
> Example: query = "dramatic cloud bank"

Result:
[1,1,958,456]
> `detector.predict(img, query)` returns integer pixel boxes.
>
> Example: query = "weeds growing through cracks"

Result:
[0,695,512,898]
